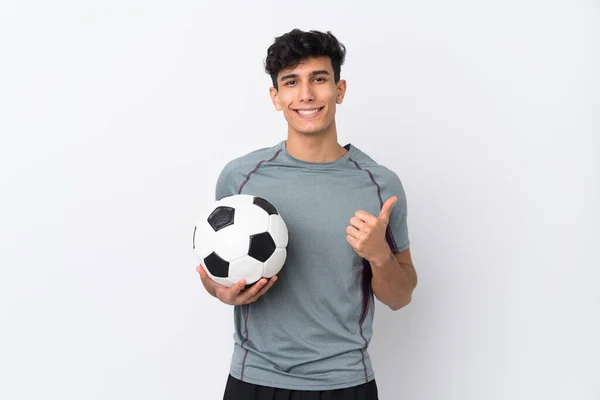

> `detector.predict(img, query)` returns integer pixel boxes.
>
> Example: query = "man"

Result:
[197,29,418,400]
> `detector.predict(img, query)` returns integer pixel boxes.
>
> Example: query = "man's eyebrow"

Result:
[279,70,331,82]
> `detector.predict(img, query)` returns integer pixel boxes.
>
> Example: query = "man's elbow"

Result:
[389,293,412,311]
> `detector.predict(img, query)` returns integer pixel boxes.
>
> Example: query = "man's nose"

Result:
[298,82,315,102]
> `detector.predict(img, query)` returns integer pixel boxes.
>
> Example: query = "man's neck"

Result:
[285,128,348,163]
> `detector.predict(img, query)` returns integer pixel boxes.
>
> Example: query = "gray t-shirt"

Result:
[214,140,410,390]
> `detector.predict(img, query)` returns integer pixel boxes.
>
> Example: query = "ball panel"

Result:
[253,196,278,215]
[248,232,276,262]
[193,225,197,250]
[217,194,254,207]
[207,206,235,232]
[212,275,237,288]
[268,214,289,248]
[203,252,229,278]
[213,228,250,261]
[228,256,264,285]
[193,220,218,259]
[234,203,269,236]
[200,262,237,287]
[263,248,286,278]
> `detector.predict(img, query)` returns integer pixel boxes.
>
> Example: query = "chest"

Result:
[238,165,382,246]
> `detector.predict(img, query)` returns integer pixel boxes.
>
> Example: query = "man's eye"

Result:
[314,77,326,82]
[285,80,296,85]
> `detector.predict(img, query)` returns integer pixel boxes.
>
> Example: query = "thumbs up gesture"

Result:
[346,196,397,264]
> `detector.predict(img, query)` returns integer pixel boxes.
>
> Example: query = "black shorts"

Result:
[223,374,379,400]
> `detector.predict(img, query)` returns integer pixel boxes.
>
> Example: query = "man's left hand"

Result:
[346,196,397,265]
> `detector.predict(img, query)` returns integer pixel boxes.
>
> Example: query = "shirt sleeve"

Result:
[214,162,238,201]
[381,170,410,253]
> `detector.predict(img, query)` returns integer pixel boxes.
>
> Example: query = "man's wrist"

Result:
[370,249,395,269]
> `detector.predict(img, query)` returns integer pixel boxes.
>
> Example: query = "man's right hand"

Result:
[196,265,278,306]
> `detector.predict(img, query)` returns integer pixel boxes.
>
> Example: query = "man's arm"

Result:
[345,195,416,311]
[370,248,417,311]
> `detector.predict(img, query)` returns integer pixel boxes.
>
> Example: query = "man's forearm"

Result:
[370,250,416,311]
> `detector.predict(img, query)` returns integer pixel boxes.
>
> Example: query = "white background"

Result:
[1,1,599,399]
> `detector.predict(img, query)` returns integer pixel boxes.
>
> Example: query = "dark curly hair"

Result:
[265,29,346,90]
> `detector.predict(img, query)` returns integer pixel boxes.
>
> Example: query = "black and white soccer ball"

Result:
[193,194,289,287]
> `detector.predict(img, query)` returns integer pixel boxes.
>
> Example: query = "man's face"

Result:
[270,56,346,137]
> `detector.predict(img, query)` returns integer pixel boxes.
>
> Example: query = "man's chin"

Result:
[297,130,323,137]
[291,126,327,137]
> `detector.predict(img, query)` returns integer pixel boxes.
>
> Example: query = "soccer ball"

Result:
[193,194,288,287]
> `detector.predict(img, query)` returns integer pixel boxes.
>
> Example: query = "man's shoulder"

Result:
[220,141,284,175]
[350,144,402,183]
[215,142,284,199]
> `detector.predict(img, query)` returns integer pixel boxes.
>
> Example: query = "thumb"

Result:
[197,264,221,295]
[197,264,211,282]
[378,196,398,223]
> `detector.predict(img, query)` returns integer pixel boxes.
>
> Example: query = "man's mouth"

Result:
[294,107,324,117]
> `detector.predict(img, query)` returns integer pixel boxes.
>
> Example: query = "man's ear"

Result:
[336,79,347,104]
[269,87,282,111]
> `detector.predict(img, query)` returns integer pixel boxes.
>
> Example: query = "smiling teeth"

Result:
[297,109,320,115]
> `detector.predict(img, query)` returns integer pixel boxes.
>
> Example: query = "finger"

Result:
[197,265,223,297]
[197,265,212,286]
[238,278,268,302]
[349,216,368,230]
[214,279,245,304]
[246,276,278,303]
[346,234,359,250]
[230,279,247,296]
[378,196,398,223]
[256,276,278,297]
[354,210,378,225]
[214,277,245,294]
[346,224,362,238]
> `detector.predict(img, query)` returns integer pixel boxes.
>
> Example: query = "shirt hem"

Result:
[229,368,375,391]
